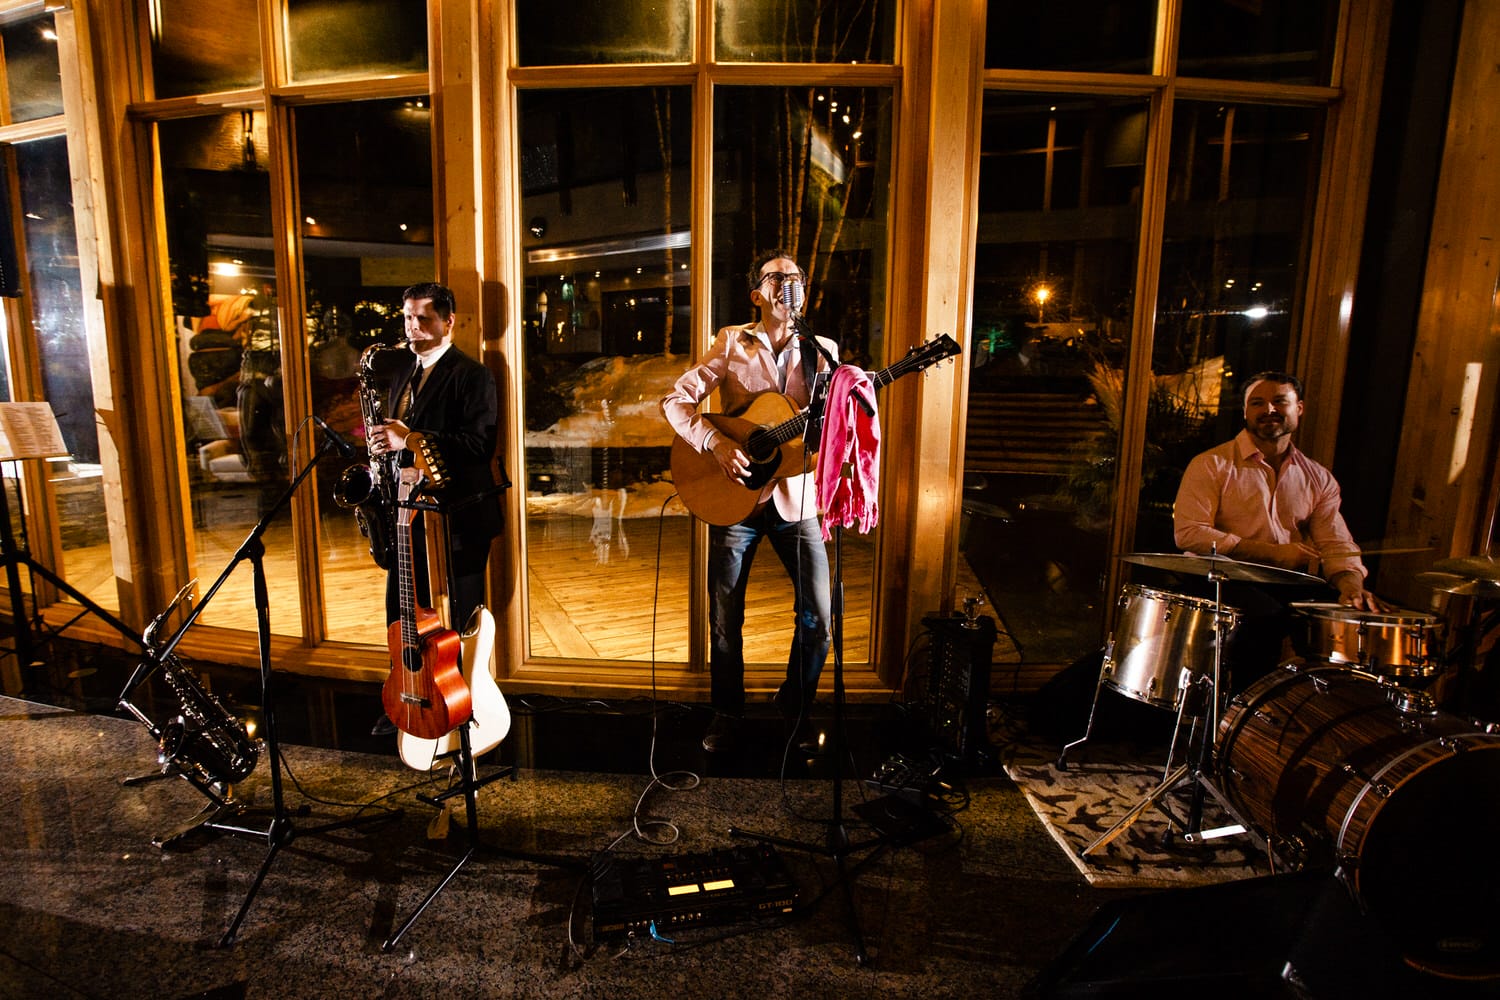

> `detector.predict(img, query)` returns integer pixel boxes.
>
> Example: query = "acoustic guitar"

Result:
[670,334,962,526]
[381,433,472,741]
[398,603,511,772]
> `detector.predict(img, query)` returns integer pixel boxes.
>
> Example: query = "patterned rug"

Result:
[1004,742,1271,889]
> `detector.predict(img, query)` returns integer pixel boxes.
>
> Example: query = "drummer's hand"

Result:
[1332,571,1390,612]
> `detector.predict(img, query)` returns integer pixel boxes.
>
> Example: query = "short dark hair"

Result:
[747,249,799,289]
[1239,370,1303,404]
[402,282,456,320]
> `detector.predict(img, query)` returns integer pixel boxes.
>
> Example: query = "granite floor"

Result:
[0,642,1490,999]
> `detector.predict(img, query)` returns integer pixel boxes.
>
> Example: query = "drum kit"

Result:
[1059,551,1500,980]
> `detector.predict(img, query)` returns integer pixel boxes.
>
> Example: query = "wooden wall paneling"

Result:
[880,0,985,688]
[1295,0,1393,462]
[1381,0,1500,607]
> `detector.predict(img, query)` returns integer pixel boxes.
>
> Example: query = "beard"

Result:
[1247,415,1293,441]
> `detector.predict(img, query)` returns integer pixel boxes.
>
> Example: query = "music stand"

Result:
[127,420,398,946]
[730,358,889,966]
[0,403,145,683]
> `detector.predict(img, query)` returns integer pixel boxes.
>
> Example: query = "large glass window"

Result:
[519,86,693,661]
[1138,101,1325,544]
[0,137,106,606]
[295,97,435,642]
[158,112,294,633]
[708,84,894,667]
[965,94,1148,666]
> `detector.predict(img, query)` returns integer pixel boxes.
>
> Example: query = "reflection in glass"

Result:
[159,114,300,634]
[709,84,894,666]
[294,98,435,642]
[519,87,693,662]
[287,0,427,82]
[1147,102,1325,510]
[12,139,106,603]
[1,13,64,122]
[149,0,263,99]
[965,94,1149,666]
[716,0,896,63]
[516,0,693,66]
[985,1,1155,74]
[1179,0,1337,85]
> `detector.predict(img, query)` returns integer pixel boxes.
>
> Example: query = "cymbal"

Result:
[1416,571,1500,598]
[1432,555,1500,582]
[1120,552,1324,585]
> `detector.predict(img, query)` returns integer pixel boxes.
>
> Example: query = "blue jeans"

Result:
[708,505,832,716]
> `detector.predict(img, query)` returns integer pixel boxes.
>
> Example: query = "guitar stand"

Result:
[382,725,584,952]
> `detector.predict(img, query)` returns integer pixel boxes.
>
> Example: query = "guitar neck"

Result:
[762,355,929,444]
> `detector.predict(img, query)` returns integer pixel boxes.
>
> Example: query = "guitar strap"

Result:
[799,336,820,397]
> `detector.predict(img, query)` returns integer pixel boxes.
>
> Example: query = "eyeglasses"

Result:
[756,270,807,290]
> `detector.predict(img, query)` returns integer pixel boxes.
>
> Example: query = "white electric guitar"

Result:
[398,604,511,772]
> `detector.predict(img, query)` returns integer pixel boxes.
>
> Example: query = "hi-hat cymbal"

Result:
[1120,552,1324,585]
[1432,555,1500,582]
[1416,571,1500,597]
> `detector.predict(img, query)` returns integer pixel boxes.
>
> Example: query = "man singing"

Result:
[661,250,838,753]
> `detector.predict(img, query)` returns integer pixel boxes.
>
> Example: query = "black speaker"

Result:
[918,611,995,768]
[1028,870,1472,999]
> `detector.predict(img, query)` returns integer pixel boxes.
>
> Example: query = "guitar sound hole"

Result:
[743,428,777,464]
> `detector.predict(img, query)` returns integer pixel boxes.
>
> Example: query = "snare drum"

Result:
[1291,602,1443,678]
[1217,663,1500,979]
[1100,584,1238,712]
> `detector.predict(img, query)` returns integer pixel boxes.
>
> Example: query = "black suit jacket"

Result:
[386,345,506,574]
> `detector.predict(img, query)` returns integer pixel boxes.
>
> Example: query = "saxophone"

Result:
[333,344,406,570]
[117,582,260,795]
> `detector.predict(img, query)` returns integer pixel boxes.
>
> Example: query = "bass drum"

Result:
[1217,662,1500,979]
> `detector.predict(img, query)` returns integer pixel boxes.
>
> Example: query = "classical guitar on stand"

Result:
[398,603,511,772]
[381,433,472,741]
[670,334,962,526]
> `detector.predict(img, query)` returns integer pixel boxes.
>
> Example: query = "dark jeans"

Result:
[708,505,832,716]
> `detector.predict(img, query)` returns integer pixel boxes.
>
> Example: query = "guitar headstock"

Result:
[406,431,448,491]
[904,333,962,371]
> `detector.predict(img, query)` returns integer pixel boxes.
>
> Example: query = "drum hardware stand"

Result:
[382,489,583,953]
[730,391,890,966]
[1081,557,1259,857]
[126,420,401,947]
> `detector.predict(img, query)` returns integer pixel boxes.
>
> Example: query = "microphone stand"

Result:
[730,312,889,966]
[131,419,398,946]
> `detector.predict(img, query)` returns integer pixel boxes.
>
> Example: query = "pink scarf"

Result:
[814,365,881,539]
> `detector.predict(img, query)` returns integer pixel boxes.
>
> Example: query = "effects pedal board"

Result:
[866,753,947,805]
[591,843,798,940]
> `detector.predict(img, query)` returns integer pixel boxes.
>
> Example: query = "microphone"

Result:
[781,276,805,316]
[313,416,360,459]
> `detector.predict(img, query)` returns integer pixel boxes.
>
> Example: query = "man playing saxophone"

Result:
[368,282,504,670]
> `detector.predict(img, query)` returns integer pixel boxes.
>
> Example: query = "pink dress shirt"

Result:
[1173,429,1366,582]
[661,322,838,522]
